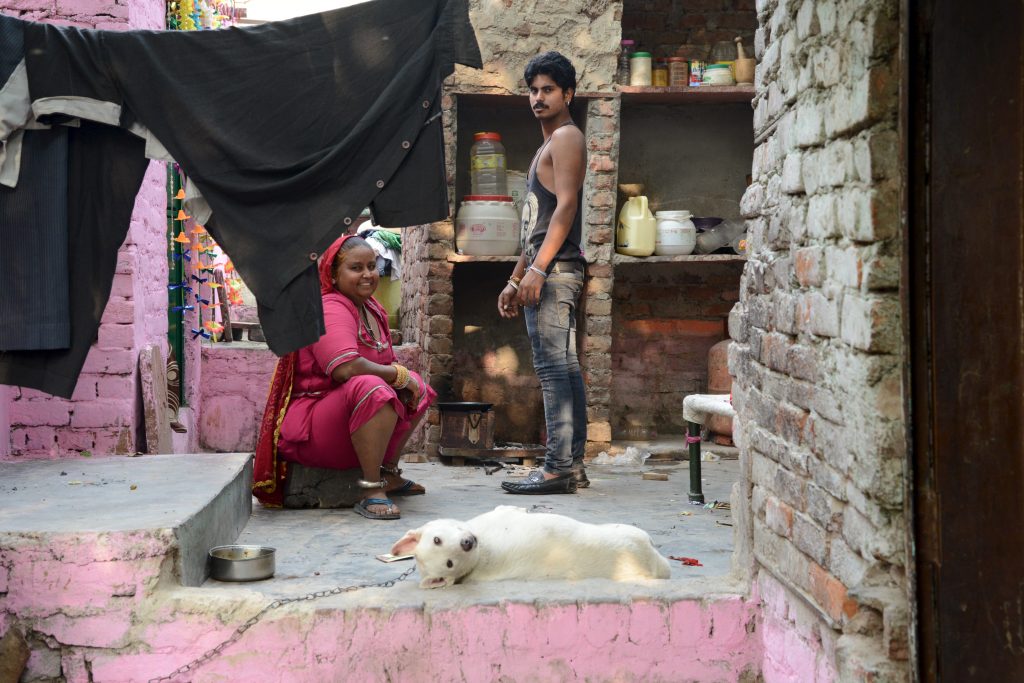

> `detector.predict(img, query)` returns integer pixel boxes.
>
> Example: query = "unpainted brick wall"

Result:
[612,261,741,436]
[2,0,168,459]
[729,0,909,678]
[621,0,758,62]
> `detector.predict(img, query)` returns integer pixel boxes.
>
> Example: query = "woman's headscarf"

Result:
[252,234,358,506]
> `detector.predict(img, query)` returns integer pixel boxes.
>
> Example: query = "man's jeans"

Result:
[524,271,587,476]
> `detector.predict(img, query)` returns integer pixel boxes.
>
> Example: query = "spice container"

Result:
[667,57,688,87]
[652,59,669,87]
[629,51,652,86]
[616,39,635,86]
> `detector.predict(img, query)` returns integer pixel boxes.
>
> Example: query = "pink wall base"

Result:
[758,572,838,682]
[76,596,763,682]
[1,523,764,682]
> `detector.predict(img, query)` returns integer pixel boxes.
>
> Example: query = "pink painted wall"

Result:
[0,386,10,457]
[199,345,278,452]
[0,524,764,682]
[0,0,175,460]
[758,573,838,682]
[198,343,427,453]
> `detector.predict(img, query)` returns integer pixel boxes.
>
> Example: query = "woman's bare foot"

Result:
[354,488,400,519]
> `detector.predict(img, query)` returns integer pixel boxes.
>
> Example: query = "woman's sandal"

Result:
[354,497,400,520]
[381,465,426,496]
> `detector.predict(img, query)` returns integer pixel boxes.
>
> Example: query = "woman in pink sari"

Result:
[254,235,435,519]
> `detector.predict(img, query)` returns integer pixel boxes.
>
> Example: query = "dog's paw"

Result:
[420,576,451,589]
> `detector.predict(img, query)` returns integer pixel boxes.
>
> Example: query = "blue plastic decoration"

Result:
[191,328,212,340]
[171,304,195,313]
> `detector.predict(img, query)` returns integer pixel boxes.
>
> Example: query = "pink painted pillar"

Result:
[1,0,170,459]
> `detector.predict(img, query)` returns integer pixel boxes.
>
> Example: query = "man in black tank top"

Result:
[498,52,589,495]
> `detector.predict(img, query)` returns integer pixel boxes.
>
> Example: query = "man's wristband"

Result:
[507,279,520,291]
[528,265,548,278]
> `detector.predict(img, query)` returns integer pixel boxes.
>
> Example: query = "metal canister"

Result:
[652,59,669,87]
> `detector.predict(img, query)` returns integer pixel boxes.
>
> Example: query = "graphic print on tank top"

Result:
[520,191,539,249]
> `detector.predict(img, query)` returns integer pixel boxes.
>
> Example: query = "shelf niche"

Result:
[617,100,754,222]
[453,93,591,209]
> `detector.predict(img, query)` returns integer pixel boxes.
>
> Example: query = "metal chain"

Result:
[148,567,416,683]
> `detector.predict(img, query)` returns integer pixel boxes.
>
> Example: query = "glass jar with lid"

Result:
[667,57,688,87]
[629,51,652,86]
[652,59,669,87]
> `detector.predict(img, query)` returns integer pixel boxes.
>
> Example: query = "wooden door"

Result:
[908,1,1024,679]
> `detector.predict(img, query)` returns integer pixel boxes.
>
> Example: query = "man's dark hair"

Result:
[524,51,577,92]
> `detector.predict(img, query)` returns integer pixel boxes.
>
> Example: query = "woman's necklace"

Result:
[359,304,386,352]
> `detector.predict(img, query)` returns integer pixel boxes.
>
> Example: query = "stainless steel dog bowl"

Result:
[209,545,276,582]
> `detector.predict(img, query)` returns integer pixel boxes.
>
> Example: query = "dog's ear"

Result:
[391,528,422,556]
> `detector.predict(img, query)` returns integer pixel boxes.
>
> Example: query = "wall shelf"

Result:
[619,85,754,105]
[612,253,746,264]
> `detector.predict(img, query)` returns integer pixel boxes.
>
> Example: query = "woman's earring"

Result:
[331,278,336,284]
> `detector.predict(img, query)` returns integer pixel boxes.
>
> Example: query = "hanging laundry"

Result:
[0,0,479,396]
[358,227,403,281]
[16,0,481,361]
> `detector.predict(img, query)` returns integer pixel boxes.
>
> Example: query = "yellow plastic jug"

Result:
[616,196,657,257]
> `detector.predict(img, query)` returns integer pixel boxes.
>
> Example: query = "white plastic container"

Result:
[629,52,653,86]
[703,63,735,86]
[654,210,697,255]
[616,196,656,257]
[455,196,520,256]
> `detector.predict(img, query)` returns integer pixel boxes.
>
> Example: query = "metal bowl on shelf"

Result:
[209,545,276,582]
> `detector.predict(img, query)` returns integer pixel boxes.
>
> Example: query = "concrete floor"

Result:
[225,442,741,598]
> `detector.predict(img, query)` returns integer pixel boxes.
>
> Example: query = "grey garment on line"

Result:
[0,126,70,350]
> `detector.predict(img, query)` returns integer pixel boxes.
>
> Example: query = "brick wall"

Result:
[729,0,908,677]
[612,261,741,436]
[457,0,622,94]
[2,0,169,459]
[621,0,758,62]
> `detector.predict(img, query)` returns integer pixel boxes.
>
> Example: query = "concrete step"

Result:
[0,452,252,587]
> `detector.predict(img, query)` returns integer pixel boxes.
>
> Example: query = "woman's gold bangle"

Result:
[390,363,410,389]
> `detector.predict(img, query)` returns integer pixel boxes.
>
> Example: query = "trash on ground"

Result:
[642,472,669,481]
[592,446,651,466]
[678,511,693,516]
[704,500,730,510]
[375,553,414,563]
[701,451,721,462]
[669,556,703,567]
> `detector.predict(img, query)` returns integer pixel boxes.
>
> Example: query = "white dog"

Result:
[390,505,672,588]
